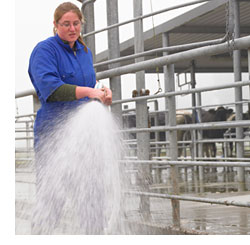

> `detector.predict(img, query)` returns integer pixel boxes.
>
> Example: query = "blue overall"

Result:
[28,34,96,148]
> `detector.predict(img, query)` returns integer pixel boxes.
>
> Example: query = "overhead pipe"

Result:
[94,36,228,68]
[96,35,250,80]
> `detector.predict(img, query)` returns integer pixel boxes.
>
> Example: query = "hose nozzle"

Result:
[94,81,104,89]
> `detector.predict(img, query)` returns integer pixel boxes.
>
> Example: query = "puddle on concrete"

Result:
[16,164,250,235]
[123,166,250,234]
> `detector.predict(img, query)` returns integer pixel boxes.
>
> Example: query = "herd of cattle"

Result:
[123,105,250,158]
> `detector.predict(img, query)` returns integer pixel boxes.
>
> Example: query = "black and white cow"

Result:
[226,107,250,157]
[123,110,192,157]
[201,106,234,157]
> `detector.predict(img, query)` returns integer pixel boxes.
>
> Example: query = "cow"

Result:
[122,110,192,157]
[200,106,234,158]
[150,111,192,157]
[226,107,250,157]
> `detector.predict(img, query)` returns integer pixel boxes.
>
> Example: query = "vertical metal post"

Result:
[106,0,122,121]
[106,0,123,228]
[230,0,245,189]
[162,33,170,157]
[26,122,30,150]
[163,32,180,228]
[190,61,197,124]
[190,61,197,170]
[33,94,40,148]
[162,32,171,182]
[196,92,204,191]
[153,100,161,157]
[153,100,161,184]
[133,0,150,220]
[248,49,250,96]
[248,48,250,156]
[81,0,96,63]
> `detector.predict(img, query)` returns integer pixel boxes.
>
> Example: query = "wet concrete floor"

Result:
[15,164,250,235]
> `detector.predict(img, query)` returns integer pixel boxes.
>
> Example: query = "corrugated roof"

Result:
[95,0,250,73]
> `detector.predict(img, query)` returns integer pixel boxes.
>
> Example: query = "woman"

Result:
[29,2,112,148]
[29,2,113,234]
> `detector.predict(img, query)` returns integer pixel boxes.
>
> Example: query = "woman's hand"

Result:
[76,86,106,103]
[90,87,112,105]
[103,87,112,106]
[75,86,112,105]
[88,88,107,104]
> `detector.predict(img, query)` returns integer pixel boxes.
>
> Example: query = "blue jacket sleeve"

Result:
[29,43,65,103]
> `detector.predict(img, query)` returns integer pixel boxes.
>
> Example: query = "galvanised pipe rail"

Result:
[15,89,36,99]
[96,36,250,80]
[153,156,250,162]
[94,36,227,68]
[15,113,36,119]
[175,100,250,113]
[125,191,250,208]
[82,0,213,38]
[124,98,249,116]
[124,136,250,144]
[122,120,250,134]
[123,99,248,118]
[15,158,33,162]
[124,137,250,145]
[15,120,34,123]
[121,159,250,168]
[15,129,34,133]
[15,137,34,140]
[195,138,250,143]
[15,149,34,153]
[111,80,250,105]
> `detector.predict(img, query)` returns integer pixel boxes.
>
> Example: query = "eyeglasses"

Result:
[57,21,81,29]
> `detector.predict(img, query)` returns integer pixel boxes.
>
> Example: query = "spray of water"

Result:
[31,101,125,234]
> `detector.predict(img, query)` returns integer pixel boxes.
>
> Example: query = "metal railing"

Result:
[96,36,250,80]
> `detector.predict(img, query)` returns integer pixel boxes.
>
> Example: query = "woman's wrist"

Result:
[75,86,93,100]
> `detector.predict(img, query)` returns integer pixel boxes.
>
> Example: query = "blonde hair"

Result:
[53,2,88,52]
